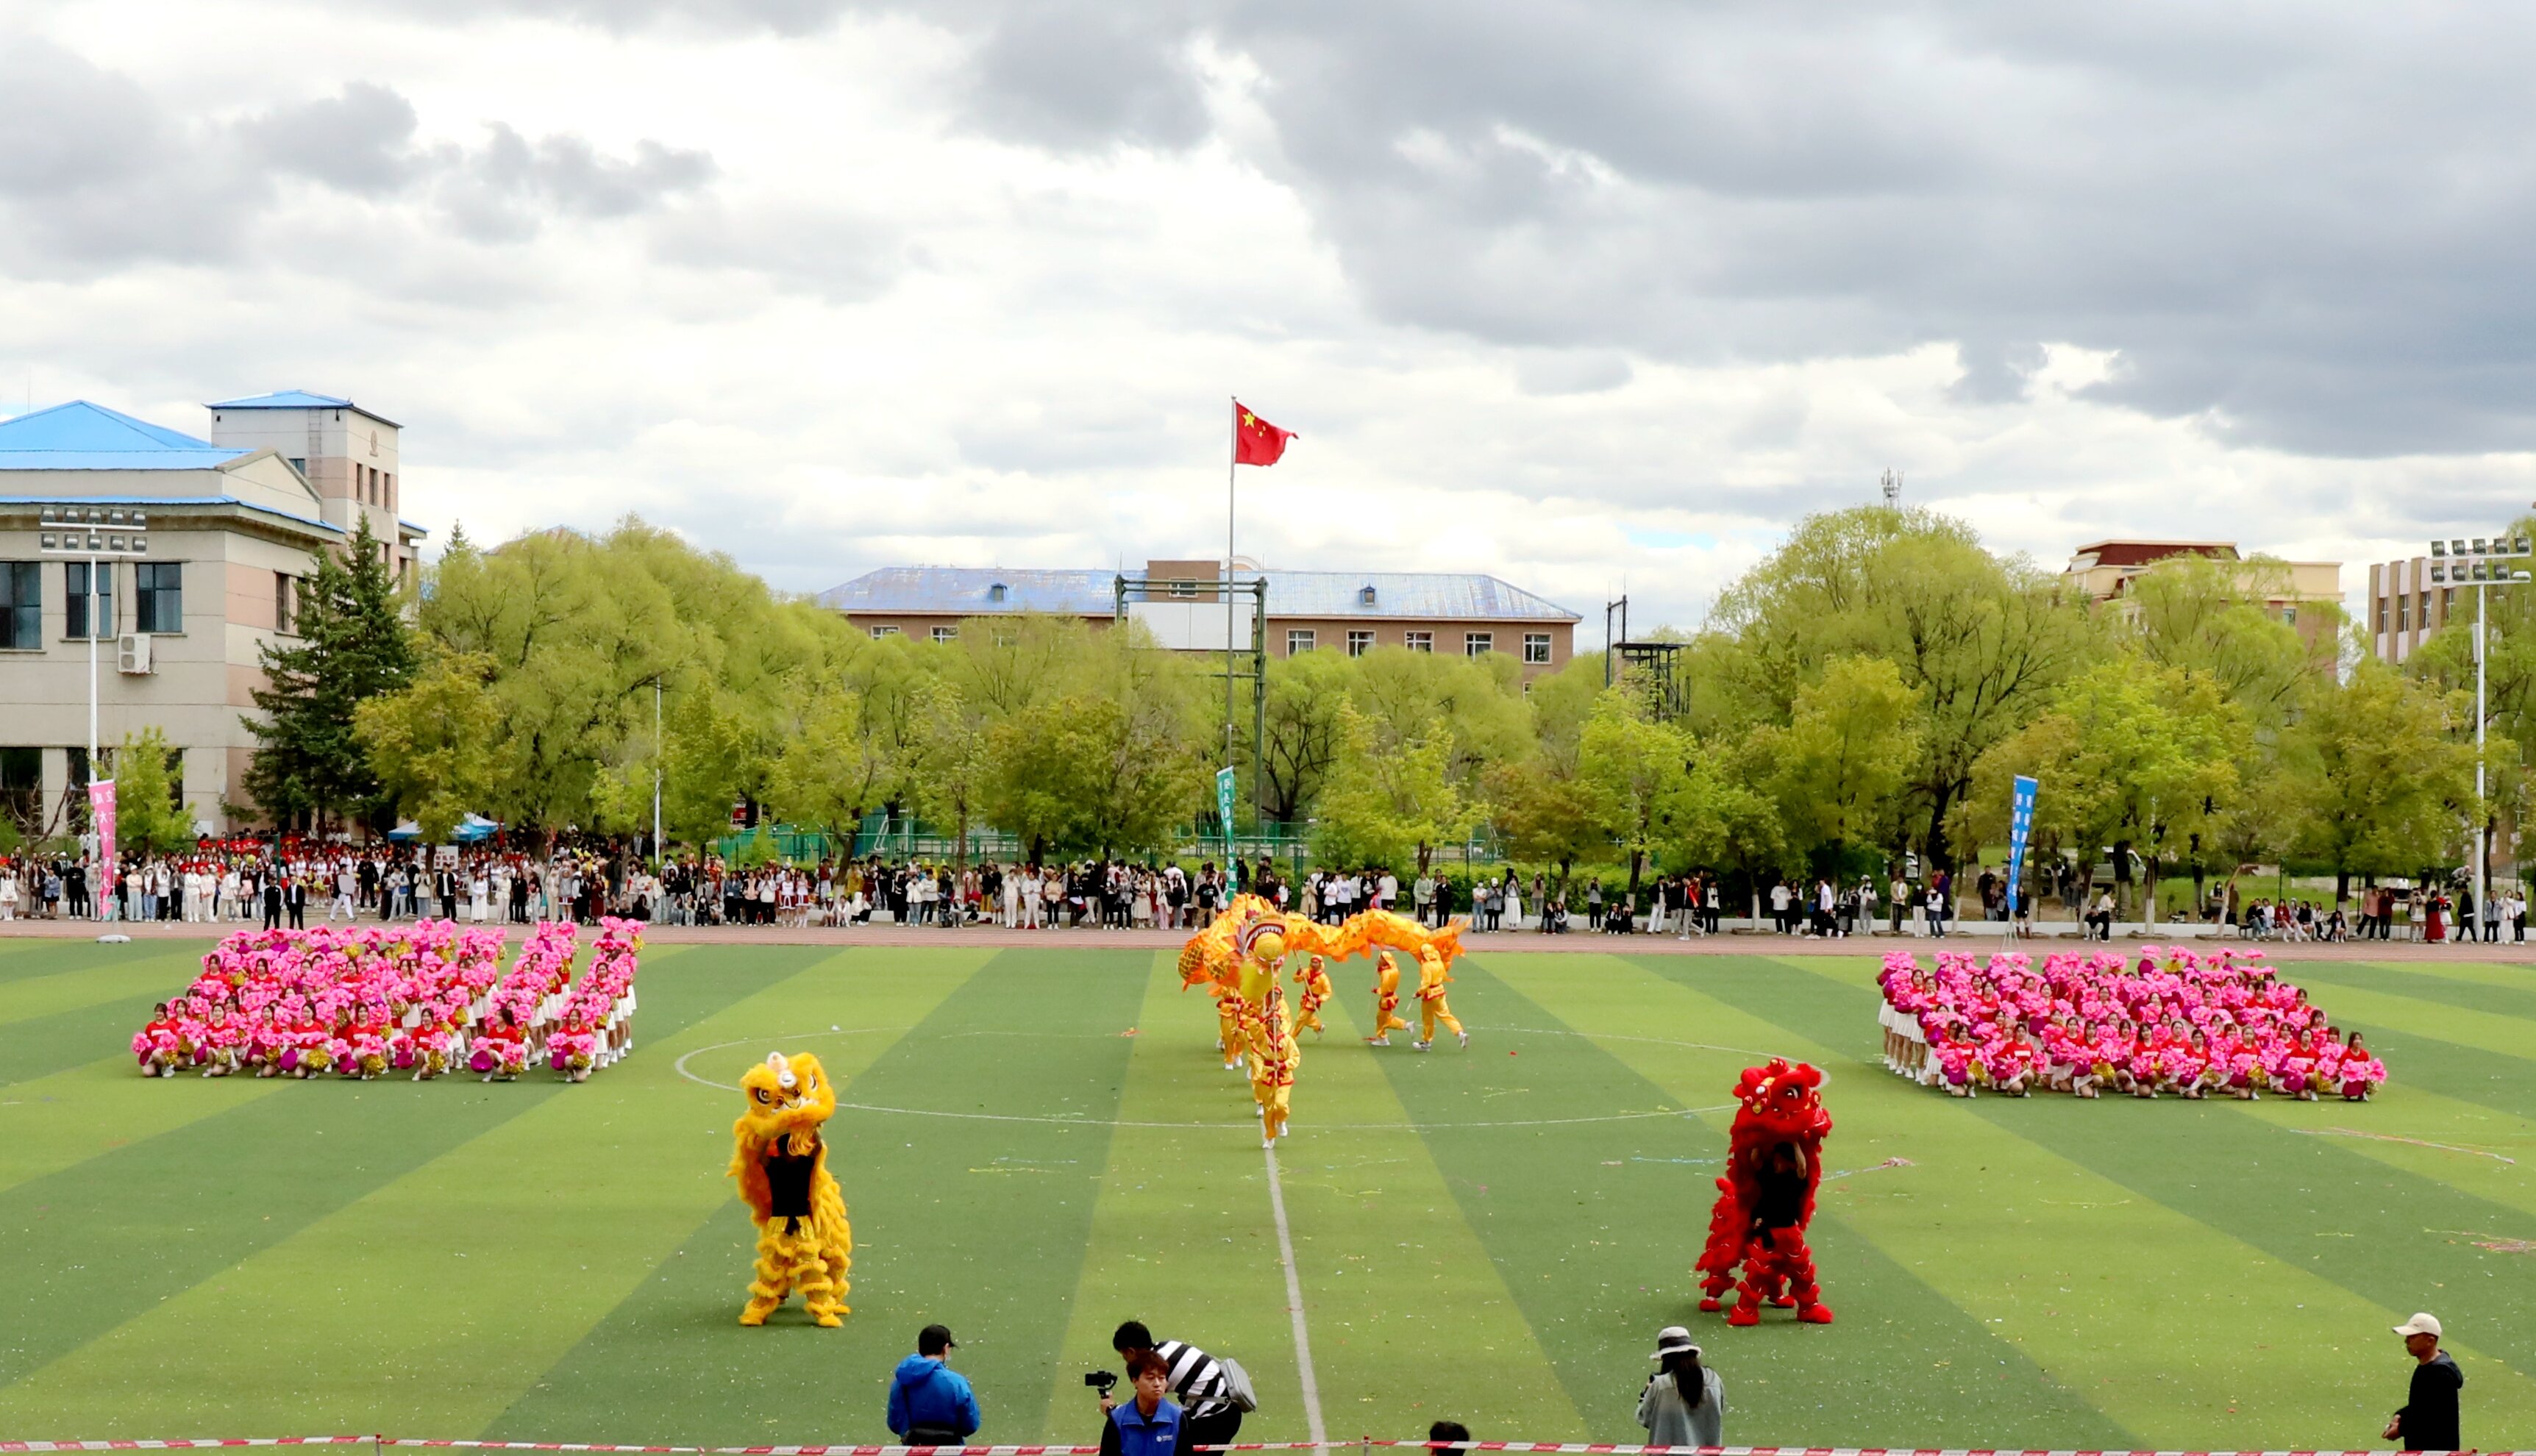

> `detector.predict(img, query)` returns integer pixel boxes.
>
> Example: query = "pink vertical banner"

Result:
[88,779,117,917]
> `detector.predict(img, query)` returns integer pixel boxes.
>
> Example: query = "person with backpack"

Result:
[1111,1319,1253,1456]
[887,1323,980,1446]
[1636,1325,1725,1449]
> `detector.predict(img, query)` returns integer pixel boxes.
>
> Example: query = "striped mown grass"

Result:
[1,941,2530,1450]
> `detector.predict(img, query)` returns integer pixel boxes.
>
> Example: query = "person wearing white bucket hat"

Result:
[1636,1325,1725,1449]
[2385,1313,2462,1452]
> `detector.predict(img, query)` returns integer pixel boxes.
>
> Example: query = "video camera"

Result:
[1084,1370,1118,1393]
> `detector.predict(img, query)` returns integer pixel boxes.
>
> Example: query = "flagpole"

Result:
[1226,396,1238,861]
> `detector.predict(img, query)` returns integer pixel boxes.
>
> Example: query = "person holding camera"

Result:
[1636,1326,1725,1448]
[1110,1320,1247,1456]
[1094,1350,1179,1456]
[888,1324,980,1446]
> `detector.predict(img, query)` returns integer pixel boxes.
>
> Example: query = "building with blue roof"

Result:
[821,557,1582,677]
[0,392,426,838]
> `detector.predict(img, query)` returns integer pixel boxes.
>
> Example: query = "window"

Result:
[931,625,958,643]
[0,746,37,829]
[1346,629,1375,657]
[274,572,296,635]
[2397,595,2410,632]
[2440,588,2454,618]
[1404,631,1433,652]
[1523,632,1552,665]
[65,561,110,640]
[869,625,901,638]
[287,456,307,477]
[1,563,36,650]
[2280,606,2297,627]
[385,472,394,509]
[2375,598,2388,634]
[1357,585,1378,606]
[2424,590,2436,625]
[1464,632,1492,657]
[1172,579,1197,598]
[135,562,183,633]
[988,582,1008,604]
[1286,629,1315,655]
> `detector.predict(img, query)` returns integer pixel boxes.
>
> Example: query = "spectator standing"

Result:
[1097,1349,1180,1456]
[1111,1320,1242,1456]
[888,1323,980,1445]
[1637,1326,1725,1449]
[2385,1313,2461,1453]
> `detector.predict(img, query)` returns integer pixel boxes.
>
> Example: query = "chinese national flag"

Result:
[1233,402,1294,466]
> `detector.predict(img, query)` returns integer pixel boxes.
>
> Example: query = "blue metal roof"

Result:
[818,566,1580,621]
[206,390,401,427]
[0,401,253,471]
[207,390,348,410]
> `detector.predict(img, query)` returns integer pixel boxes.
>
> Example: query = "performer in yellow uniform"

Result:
[1252,979,1299,1144]
[1294,954,1332,1035]
[1215,977,1248,1071]
[1368,951,1410,1046]
[1413,944,1466,1051]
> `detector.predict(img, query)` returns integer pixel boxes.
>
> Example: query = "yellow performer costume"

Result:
[1369,951,1410,1046]
[1413,944,1466,1050]
[1293,954,1332,1035]
[1253,993,1299,1145]
[730,1051,853,1327]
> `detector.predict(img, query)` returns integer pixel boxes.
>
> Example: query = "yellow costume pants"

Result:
[1420,995,1462,1041]
[1296,994,1325,1033]
[1257,1079,1292,1141]
[1373,993,1408,1037]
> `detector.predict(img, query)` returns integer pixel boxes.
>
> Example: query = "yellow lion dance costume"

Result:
[730,1050,853,1327]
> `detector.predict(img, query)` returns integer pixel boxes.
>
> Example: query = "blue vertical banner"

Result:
[2006,774,2039,916]
[1217,765,1239,852]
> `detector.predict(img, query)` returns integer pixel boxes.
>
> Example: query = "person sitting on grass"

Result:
[1097,1349,1179,1456]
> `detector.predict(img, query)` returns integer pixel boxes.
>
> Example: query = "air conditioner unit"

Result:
[116,632,153,674]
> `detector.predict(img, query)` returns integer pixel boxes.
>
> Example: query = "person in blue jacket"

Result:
[888,1324,981,1444]
[1097,1350,1180,1456]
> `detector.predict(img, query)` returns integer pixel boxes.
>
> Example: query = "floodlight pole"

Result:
[652,674,663,868]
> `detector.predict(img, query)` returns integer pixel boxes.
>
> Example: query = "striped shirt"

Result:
[1153,1338,1230,1418]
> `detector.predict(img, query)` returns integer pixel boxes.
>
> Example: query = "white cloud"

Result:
[5,0,2536,643]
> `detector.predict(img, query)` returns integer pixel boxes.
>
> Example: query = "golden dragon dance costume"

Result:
[730,1051,853,1327]
[1369,951,1410,1044]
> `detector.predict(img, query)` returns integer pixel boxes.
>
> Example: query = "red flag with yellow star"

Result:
[1233,401,1294,466]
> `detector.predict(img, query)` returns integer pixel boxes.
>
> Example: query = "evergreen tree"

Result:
[243,515,416,832]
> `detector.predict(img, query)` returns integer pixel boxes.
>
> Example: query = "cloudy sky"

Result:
[6,1,2535,632]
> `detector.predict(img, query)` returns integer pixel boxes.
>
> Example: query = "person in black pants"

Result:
[1111,1320,1241,1456]
[263,874,283,931]
[2386,1313,2462,1452]
[285,875,307,929]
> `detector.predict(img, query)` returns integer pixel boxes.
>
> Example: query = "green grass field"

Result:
[4,938,2535,1449]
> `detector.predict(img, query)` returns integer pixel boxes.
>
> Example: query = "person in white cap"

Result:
[1636,1325,1724,1449]
[2385,1312,2462,1452]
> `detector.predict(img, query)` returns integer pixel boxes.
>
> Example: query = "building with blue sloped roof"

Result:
[0,394,424,839]
[821,557,1582,678]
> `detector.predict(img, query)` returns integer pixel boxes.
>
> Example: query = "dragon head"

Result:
[1731,1058,1830,1141]
[738,1051,838,1143]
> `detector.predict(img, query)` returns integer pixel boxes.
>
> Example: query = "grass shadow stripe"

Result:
[488,946,1142,1446]
[0,942,824,1419]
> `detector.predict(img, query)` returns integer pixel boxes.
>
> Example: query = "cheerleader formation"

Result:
[1877,945,2388,1102]
[131,917,643,1084]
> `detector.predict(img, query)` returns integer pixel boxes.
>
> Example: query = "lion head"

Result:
[1731,1057,1830,1141]
[738,1051,838,1145]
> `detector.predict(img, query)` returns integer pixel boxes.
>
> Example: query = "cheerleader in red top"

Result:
[135,1002,181,1077]
[201,1006,243,1078]
[2336,1030,2387,1101]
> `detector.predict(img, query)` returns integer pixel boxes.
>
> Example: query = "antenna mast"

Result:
[1880,468,1903,508]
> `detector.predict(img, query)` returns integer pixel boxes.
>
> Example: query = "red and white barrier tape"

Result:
[0,1444,2473,1456]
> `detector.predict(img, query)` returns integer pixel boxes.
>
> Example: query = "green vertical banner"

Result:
[1217,764,1238,853]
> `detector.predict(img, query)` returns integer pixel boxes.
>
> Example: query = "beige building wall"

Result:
[843,610,1575,677]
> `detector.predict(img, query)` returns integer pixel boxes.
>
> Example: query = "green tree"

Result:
[1577,689,1689,893]
[906,677,991,868]
[1257,649,1357,823]
[2279,661,2479,902]
[243,514,416,832]
[767,684,880,850]
[1703,505,2097,871]
[2126,553,2330,727]
[110,727,194,858]
[1313,702,1475,874]
[1762,654,1920,868]
[353,648,502,844]
[980,691,1205,861]
[660,688,753,849]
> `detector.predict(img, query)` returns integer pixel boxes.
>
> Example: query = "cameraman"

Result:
[1096,1350,1179,1456]
[1111,1320,1241,1456]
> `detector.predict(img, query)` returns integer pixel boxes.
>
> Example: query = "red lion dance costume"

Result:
[1694,1058,1835,1327]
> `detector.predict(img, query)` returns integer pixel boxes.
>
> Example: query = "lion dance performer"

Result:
[730,1050,854,1327]
[1411,944,1465,1051]
[1694,1058,1834,1327]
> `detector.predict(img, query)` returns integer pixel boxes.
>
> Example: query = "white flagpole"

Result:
[1226,397,1239,856]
